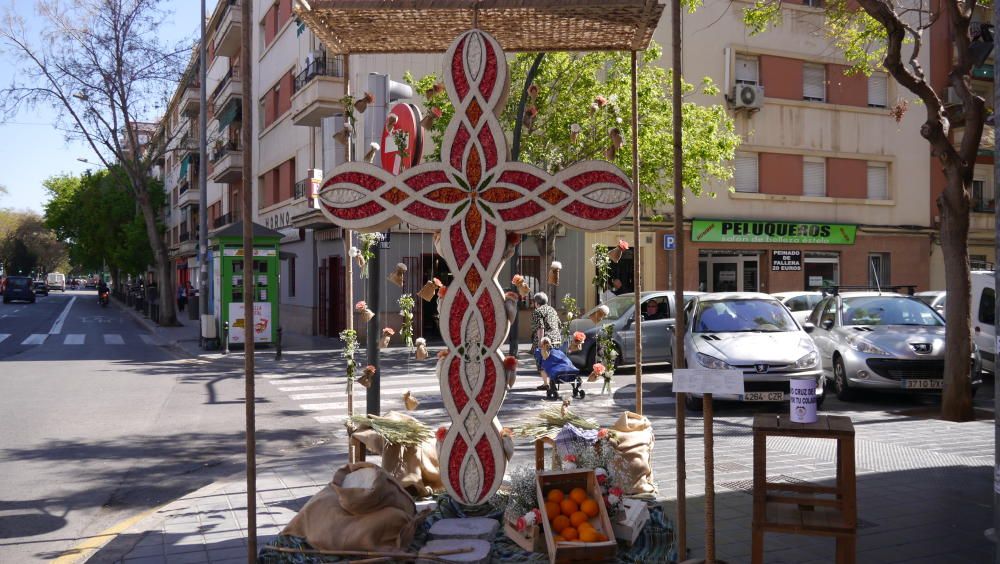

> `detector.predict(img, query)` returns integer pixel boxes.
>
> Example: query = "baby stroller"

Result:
[534,347,586,400]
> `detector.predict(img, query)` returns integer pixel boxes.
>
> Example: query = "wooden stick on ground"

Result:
[261,545,474,562]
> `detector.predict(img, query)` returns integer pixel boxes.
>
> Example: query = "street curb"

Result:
[112,298,211,362]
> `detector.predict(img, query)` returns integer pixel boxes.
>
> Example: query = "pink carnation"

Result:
[564,454,577,463]
[573,331,586,343]
[592,363,607,376]
[355,301,367,311]
[436,426,447,442]
[597,428,609,439]
[433,277,444,287]
[431,107,443,118]
[595,95,609,107]
[609,486,624,497]
[617,239,630,250]
[382,327,395,336]
[516,515,527,532]
[437,286,447,299]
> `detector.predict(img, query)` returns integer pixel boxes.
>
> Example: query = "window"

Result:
[867,163,888,200]
[288,256,296,297]
[973,178,995,212]
[868,73,888,108]
[734,153,759,193]
[803,158,826,196]
[802,0,823,6]
[820,298,838,327]
[735,55,759,86]
[979,288,995,325]
[868,253,891,287]
[803,63,826,102]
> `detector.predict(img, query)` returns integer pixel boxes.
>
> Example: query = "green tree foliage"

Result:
[43,169,163,276]
[405,42,740,211]
[0,209,67,275]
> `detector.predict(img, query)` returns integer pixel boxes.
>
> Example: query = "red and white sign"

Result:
[380,103,423,174]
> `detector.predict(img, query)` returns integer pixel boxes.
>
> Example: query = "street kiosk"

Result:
[210,221,281,346]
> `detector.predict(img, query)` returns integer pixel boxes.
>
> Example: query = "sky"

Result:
[0,1,196,214]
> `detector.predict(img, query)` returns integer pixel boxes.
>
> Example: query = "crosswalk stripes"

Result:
[64,334,85,345]
[103,334,125,345]
[21,334,47,345]
[0,334,9,344]
[139,334,158,346]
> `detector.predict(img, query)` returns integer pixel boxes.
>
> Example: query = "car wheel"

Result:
[684,392,703,412]
[833,356,855,401]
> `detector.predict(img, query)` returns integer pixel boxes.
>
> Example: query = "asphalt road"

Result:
[0,290,330,563]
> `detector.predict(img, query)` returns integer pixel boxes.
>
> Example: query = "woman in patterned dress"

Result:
[530,292,562,390]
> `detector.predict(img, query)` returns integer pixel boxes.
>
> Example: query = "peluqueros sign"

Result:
[692,219,857,245]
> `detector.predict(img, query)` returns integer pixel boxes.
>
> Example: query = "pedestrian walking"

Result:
[176,282,186,312]
[530,292,562,387]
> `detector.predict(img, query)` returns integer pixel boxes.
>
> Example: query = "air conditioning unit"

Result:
[731,84,765,111]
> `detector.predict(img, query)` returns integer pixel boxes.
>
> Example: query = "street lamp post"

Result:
[198,0,210,346]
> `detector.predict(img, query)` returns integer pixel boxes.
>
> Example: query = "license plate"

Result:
[903,379,943,389]
[741,391,786,402]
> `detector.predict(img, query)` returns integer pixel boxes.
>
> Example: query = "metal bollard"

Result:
[275,327,283,361]
[222,321,230,355]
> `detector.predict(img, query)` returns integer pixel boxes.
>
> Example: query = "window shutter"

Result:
[735,55,759,85]
[803,64,826,101]
[868,74,887,107]
[734,154,759,193]
[867,164,888,200]
[803,159,826,196]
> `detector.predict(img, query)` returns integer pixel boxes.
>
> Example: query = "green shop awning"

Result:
[179,154,190,180]
[217,100,242,132]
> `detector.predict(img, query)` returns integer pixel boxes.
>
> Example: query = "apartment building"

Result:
[637,2,933,297]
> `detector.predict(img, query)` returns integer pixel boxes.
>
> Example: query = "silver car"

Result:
[566,291,702,372]
[772,291,824,325]
[682,292,824,411]
[914,290,946,315]
[807,291,982,400]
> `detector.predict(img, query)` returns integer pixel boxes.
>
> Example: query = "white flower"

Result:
[349,246,360,257]
[608,494,620,505]
[522,511,537,526]
[563,461,578,470]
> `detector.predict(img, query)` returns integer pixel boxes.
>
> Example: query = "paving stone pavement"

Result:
[88,352,997,564]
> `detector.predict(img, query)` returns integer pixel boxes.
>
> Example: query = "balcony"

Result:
[211,66,242,114]
[210,140,243,184]
[290,56,346,127]
[180,84,201,117]
[212,211,234,229]
[214,0,241,58]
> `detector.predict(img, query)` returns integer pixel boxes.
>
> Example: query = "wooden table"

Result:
[751,414,856,564]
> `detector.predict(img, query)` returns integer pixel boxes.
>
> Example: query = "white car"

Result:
[772,291,824,325]
[682,292,824,411]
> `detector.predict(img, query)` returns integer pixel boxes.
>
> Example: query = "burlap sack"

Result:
[282,462,428,551]
[611,411,657,496]
[352,412,445,497]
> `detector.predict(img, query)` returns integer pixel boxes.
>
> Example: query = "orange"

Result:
[578,521,595,532]
[569,487,588,504]
[545,501,561,520]
[561,526,579,541]
[552,515,570,534]
[553,535,565,542]
[559,498,579,516]
[594,532,608,542]
[579,528,600,542]
[546,489,565,503]
[580,498,599,518]
[570,511,589,527]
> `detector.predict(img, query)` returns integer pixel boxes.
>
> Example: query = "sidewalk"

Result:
[80,354,995,563]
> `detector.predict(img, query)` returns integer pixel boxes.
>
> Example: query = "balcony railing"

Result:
[179,230,191,242]
[213,212,233,229]
[293,56,345,93]
[210,66,240,104]
[211,139,241,163]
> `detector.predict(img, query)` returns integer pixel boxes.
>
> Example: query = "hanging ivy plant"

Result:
[596,324,617,394]
[591,244,612,291]
[398,294,415,348]
[340,329,358,382]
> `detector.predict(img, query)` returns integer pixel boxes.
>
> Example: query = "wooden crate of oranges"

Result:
[536,469,617,563]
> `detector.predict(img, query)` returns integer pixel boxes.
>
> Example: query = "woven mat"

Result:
[259,496,675,563]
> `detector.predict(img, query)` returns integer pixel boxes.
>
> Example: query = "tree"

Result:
[745,1,983,421]
[43,169,161,280]
[0,0,188,325]
[0,209,67,275]
[407,43,740,293]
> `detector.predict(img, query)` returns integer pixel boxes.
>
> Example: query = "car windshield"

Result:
[842,296,943,326]
[9,278,29,288]
[916,295,938,307]
[603,295,637,320]
[694,299,797,333]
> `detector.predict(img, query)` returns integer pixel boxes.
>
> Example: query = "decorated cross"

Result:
[318,30,632,505]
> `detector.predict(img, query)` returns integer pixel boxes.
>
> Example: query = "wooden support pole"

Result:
[240,0,255,560]
[631,50,642,416]
[671,0,687,559]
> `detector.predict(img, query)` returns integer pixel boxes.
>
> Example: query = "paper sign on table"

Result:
[672,369,745,395]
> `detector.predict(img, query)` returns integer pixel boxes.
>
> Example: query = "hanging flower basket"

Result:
[387,262,407,288]
[403,390,420,411]
[569,331,586,353]
[513,274,531,297]
[589,304,610,324]
[609,240,629,263]
[417,280,437,302]
[588,363,606,383]
[380,327,395,349]
[359,365,376,388]
[548,261,562,286]
[415,337,429,360]
[504,355,519,389]
[356,301,374,323]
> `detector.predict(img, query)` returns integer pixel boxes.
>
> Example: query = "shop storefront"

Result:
[655,219,930,294]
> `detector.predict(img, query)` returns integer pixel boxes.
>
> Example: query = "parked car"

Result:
[566,291,703,372]
[807,291,982,400]
[33,281,49,296]
[681,292,824,411]
[3,276,36,304]
[970,271,995,375]
[914,290,946,315]
[772,291,824,325]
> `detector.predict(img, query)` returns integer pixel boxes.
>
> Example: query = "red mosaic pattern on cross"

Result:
[315,30,633,505]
